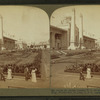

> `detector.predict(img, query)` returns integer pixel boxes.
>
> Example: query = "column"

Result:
[79,13,85,49]
[67,27,70,48]
[68,8,76,50]
[0,16,4,50]
[51,32,55,49]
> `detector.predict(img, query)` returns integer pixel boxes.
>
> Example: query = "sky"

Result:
[50,5,100,41]
[0,6,49,44]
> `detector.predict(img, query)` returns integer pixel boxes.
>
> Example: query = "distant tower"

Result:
[79,13,85,49]
[68,8,76,50]
[0,15,4,50]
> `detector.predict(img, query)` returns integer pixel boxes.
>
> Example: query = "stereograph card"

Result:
[0,4,99,96]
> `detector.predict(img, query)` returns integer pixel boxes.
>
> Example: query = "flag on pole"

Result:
[61,16,71,25]
[61,20,63,24]
[80,13,83,18]
[66,16,71,23]
[72,8,75,12]
[52,16,55,18]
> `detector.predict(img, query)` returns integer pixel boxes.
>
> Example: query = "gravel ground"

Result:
[51,51,100,88]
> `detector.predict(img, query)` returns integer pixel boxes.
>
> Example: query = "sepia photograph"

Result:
[50,5,100,88]
[0,6,50,88]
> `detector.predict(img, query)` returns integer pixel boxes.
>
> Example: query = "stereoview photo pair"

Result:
[0,5,99,89]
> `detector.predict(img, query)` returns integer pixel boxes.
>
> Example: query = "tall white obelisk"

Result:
[68,8,76,50]
[0,15,4,50]
[79,14,85,49]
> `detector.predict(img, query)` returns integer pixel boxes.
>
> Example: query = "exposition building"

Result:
[3,36,16,50]
[0,16,16,51]
[50,9,96,50]
[0,35,16,51]
[50,25,96,50]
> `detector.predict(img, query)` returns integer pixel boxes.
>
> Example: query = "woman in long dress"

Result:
[31,68,37,82]
[7,66,12,80]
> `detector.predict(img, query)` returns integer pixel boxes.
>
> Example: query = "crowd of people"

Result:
[79,63,100,72]
[65,63,100,81]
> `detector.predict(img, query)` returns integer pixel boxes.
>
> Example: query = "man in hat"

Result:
[24,66,29,81]
[79,67,85,81]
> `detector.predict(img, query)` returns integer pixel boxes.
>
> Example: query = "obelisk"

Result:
[68,8,76,50]
[0,15,4,50]
[79,14,85,49]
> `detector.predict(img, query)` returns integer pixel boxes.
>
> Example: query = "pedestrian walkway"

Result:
[0,75,49,88]
[51,71,100,88]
